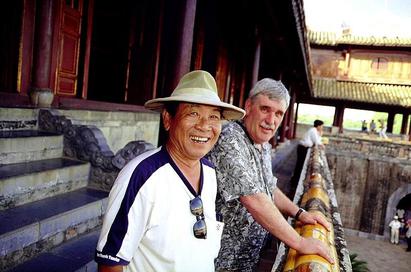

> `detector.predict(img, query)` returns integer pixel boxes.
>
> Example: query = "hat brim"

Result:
[145,95,245,120]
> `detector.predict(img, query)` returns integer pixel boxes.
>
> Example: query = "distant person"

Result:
[291,119,325,184]
[94,70,245,271]
[378,119,388,139]
[369,119,376,133]
[389,215,401,244]
[361,120,368,132]
[397,209,405,219]
[406,219,411,251]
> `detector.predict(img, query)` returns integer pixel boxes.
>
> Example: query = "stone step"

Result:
[0,108,38,131]
[0,157,90,210]
[7,228,100,272]
[0,188,108,271]
[0,130,63,165]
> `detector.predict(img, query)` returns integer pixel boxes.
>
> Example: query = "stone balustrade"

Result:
[38,109,156,191]
[325,135,411,160]
[272,146,352,272]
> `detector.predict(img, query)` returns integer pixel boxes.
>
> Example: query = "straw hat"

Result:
[144,70,245,120]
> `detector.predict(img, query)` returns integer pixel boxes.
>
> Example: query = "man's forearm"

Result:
[241,193,302,249]
[273,188,299,218]
[240,192,333,263]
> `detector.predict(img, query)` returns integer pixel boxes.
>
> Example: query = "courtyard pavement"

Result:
[345,232,411,272]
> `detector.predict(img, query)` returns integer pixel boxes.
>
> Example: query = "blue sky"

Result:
[304,0,411,37]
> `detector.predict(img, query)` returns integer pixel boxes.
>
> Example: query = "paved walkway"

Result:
[345,233,411,272]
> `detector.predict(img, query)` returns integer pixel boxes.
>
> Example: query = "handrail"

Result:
[272,146,352,271]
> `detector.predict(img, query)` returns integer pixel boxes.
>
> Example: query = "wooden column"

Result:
[279,86,295,142]
[333,105,345,133]
[386,112,395,133]
[408,116,411,141]
[81,0,95,99]
[157,0,196,146]
[287,88,297,139]
[279,107,289,143]
[166,0,197,93]
[401,112,409,135]
[293,102,300,139]
[31,0,54,90]
[19,0,36,94]
[251,28,261,87]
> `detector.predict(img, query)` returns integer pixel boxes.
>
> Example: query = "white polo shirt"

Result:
[95,146,224,272]
[300,127,322,147]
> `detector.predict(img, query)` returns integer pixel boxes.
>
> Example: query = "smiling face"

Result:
[243,94,287,144]
[163,103,222,162]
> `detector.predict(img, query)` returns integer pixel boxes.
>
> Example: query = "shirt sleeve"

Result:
[310,128,322,146]
[208,125,266,202]
[95,163,153,266]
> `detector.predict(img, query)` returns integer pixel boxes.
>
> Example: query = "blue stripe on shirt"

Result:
[100,147,170,260]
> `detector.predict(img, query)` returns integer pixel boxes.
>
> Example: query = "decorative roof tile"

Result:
[309,30,411,47]
[313,78,411,107]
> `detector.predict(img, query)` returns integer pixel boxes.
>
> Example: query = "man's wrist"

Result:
[294,208,306,220]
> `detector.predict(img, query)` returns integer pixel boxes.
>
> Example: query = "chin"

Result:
[257,134,273,143]
[190,147,210,158]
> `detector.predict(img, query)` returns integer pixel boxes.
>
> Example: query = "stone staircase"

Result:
[0,120,108,271]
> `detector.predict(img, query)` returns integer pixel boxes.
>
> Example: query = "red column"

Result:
[279,86,295,142]
[293,102,300,139]
[156,0,197,146]
[408,116,411,141]
[401,112,409,135]
[333,105,345,133]
[168,0,197,91]
[251,29,261,86]
[287,91,297,139]
[386,112,395,133]
[279,107,290,143]
[31,0,54,90]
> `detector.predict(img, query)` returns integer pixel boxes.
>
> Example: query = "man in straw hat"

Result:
[95,70,245,271]
[207,78,333,271]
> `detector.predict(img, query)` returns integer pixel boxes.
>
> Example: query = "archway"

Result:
[385,185,411,237]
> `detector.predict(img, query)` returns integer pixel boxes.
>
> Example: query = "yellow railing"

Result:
[276,146,351,272]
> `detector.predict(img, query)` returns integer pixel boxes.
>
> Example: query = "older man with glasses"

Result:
[95,70,245,272]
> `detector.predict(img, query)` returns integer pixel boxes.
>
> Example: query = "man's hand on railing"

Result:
[297,236,334,264]
[299,211,331,231]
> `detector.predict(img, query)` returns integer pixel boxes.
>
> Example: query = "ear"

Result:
[244,98,252,114]
[162,109,172,131]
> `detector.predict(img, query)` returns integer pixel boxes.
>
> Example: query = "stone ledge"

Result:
[0,158,90,209]
[0,188,108,270]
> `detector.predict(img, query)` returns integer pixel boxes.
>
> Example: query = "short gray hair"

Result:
[248,78,290,108]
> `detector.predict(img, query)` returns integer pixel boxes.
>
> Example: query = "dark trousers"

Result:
[292,145,308,180]
[407,237,411,251]
[290,144,309,191]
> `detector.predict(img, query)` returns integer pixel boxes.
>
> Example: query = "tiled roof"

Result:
[313,78,411,107]
[291,0,312,90]
[309,30,411,47]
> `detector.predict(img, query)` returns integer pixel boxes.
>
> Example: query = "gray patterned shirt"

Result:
[207,121,277,271]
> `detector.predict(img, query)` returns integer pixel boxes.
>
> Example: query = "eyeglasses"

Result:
[190,196,207,239]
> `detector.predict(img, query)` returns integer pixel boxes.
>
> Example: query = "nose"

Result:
[265,112,276,125]
[195,116,212,131]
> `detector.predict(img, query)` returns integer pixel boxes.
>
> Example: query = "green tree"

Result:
[350,253,370,272]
